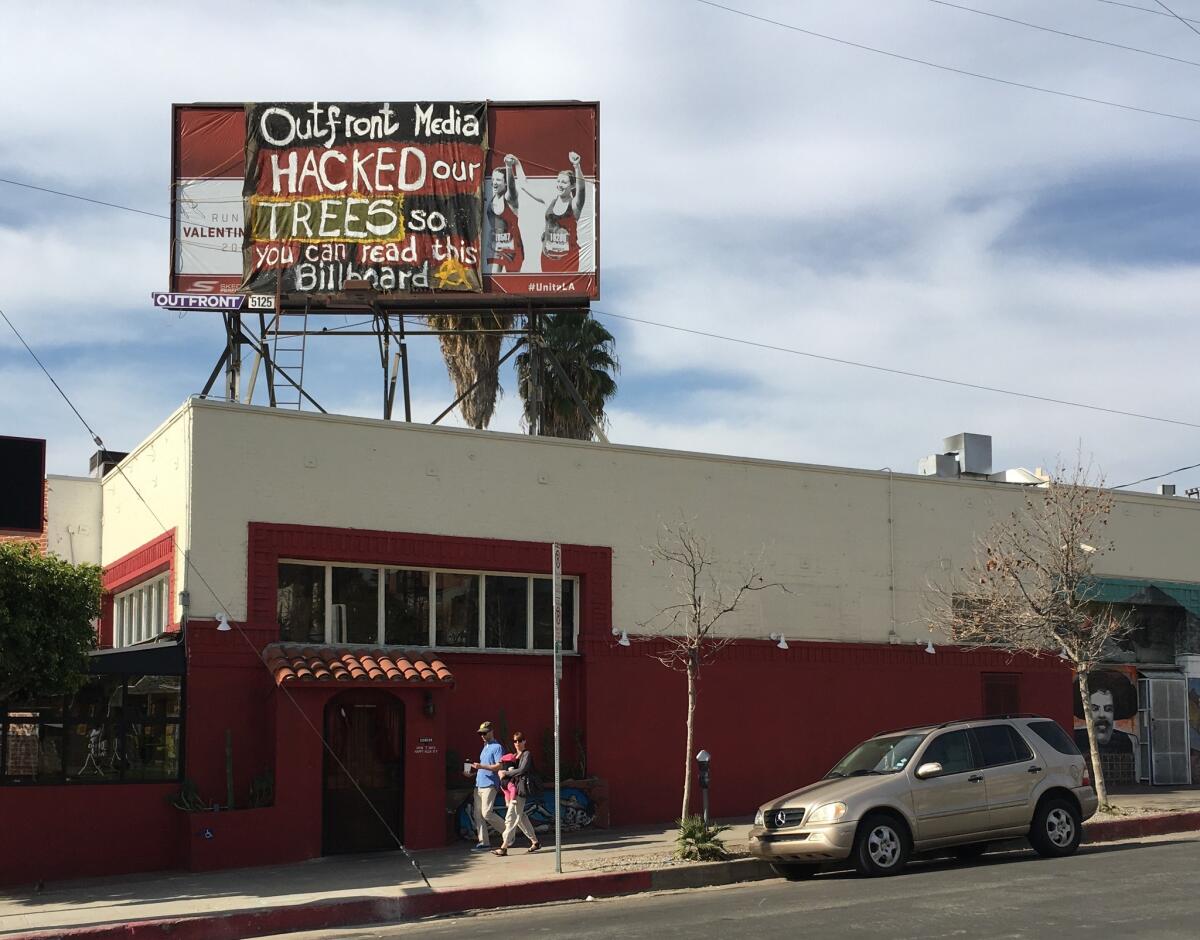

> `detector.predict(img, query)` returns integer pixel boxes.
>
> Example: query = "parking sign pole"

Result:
[552,542,563,874]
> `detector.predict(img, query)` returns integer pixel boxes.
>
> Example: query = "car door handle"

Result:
[968,774,984,783]
[1027,766,1043,774]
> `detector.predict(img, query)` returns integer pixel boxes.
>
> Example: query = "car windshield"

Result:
[826,733,927,777]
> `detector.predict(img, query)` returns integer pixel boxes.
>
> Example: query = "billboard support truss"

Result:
[195,298,604,439]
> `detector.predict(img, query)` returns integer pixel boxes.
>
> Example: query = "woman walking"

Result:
[493,731,541,856]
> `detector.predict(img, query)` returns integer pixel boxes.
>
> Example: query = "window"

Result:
[982,672,1021,717]
[278,563,326,643]
[276,562,580,652]
[971,724,1032,767]
[1027,720,1081,756]
[383,569,429,646]
[113,572,170,648]
[922,730,977,775]
[1,674,183,785]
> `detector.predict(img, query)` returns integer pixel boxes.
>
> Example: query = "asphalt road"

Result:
[277,833,1200,940]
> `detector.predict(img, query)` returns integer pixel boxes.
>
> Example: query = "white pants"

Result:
[474,786,505,844]
[502,794,538,848]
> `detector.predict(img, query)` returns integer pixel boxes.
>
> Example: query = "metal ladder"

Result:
[270,310,309,408]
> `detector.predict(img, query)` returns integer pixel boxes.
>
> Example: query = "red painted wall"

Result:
[0,783,180,886]
[583,637,1073,825]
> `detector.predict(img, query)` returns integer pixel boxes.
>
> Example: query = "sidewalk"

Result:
[4,791,1200,940]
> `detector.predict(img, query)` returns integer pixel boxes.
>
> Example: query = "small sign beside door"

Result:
[414,736,438,756]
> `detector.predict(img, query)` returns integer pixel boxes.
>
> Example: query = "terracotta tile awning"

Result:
[264,643,454,687]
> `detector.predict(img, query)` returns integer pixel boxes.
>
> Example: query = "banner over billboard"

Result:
[170,102,599,302]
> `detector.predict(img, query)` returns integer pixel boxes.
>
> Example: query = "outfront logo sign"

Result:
[151,293,276,311]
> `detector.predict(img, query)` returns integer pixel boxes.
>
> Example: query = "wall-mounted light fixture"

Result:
[216,612,232,633]
[916,638,935,655]
[768,632,788,650]
[611,627,631,647]
[423,690,436,718]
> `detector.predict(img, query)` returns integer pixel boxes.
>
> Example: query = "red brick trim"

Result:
[100,530,178,645]
[246,523,613,643]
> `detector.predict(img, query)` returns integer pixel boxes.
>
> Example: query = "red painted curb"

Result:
[7,869,653,940]
[1082,810,1200,844]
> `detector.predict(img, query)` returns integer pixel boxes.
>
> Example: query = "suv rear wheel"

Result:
[853,814,911,877]
[771,862,818,881]
[1029,797,1082,858]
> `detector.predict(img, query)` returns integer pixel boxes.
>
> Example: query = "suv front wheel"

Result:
[1029,797,1082,858]
[853,814,911,876]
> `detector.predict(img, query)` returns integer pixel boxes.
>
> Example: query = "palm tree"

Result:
[425,311,514,429]
[516,312,619,439]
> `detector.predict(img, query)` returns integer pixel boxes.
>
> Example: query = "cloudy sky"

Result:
[3,0,1200,491]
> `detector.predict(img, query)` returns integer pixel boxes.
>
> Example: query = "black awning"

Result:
[88,633,186,675]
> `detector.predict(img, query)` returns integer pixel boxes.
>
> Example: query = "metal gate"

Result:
[1138,675,1191,785]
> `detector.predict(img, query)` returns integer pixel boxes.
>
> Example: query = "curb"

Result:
[1082,809,1200,844]
[10,815,1198,940]
[7,862,773,940]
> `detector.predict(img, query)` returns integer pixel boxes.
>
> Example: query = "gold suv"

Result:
[749,716,1098,879]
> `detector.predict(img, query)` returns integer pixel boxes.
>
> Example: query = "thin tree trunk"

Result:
[1079,671,1110,807]
[682,656,697,822]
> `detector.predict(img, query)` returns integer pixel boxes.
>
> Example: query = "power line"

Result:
[1114,459,1200,489]
[0,304,435,891]
[1153,0,1200,38]
[1093,0,1200,23]
[929,0,1200,68]
[590,307,1200,432]
[687,0,1200,125]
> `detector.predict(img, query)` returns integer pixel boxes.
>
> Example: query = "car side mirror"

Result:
[915,761,944,780]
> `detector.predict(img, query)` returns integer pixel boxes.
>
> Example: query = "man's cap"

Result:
[477,721,492,734]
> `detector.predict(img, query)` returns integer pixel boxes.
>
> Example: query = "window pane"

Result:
[922,730,976,775]
[115,597,125,648]
[65,677,125,780]
[485,576,528,649]
[1007,726,1034,761]
[124,723,180,781]
[277,564,326,643]
[332,567,380,645]
[126,675,182,720]
[533,578,575,651]
[384,569,430,646]
[3,713,64,780]
[1027,720,1080,756]
[973,725,1018,767]
[436,573,479,647]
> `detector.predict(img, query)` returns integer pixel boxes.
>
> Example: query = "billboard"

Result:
[170,101,599,302]
[0,436,45,536]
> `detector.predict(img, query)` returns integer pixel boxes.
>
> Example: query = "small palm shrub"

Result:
[675,815,731,861]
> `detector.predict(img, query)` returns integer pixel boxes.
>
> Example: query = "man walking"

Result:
[467,720,506,851]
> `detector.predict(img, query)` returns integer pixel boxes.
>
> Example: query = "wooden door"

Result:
[322,693,404,854]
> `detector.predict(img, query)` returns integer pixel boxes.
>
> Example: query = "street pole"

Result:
[552,542,563,874]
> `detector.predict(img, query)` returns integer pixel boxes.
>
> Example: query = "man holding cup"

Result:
[466,720,506,851]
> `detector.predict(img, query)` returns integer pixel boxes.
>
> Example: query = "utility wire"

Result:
[929,0,1200,68]
[688,0,1200,125]
[1154,0,1200,38]
[589,307,1200,433]
[1113,460,1200,489]
[1094,0,1200,23]
[0,304,436,891]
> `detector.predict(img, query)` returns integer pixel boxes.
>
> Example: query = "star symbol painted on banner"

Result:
[434,257,473,289]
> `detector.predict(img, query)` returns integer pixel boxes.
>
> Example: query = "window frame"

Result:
[112,571,170,649]
[278,559,581,653]
[0,674,186,787]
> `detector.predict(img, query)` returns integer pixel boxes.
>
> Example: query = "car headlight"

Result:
[807,802,847,825]
[754,808,765,827]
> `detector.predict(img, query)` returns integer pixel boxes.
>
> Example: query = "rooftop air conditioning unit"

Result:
[943,433,992,476]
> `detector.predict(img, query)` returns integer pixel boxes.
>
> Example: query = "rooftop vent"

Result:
[1158,484,1177,497]
[89,449,127,479]
[918,432,993,479]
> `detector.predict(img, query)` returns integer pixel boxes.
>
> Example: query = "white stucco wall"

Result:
[100,403,192,621]
[45,475,102,565]
[176,399,1200,643]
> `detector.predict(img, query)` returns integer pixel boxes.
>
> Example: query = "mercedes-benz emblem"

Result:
[774,810,788,827]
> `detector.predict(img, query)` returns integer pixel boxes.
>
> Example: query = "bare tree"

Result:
[927,460,1131,807]
[639,521,785,822]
